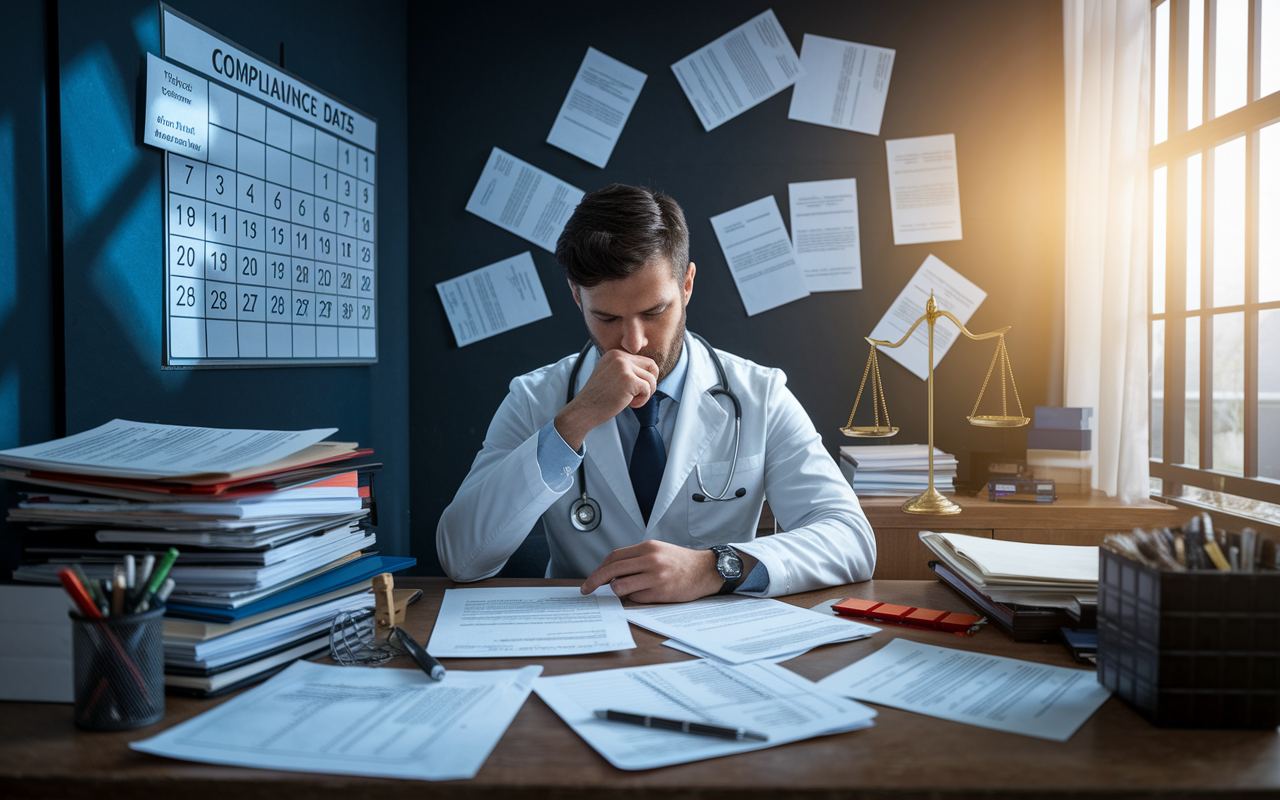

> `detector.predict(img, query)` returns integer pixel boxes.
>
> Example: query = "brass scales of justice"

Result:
[841,292,1029,515]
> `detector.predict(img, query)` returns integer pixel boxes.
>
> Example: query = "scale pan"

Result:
[967,415,1030,428]
[841,426,899,438]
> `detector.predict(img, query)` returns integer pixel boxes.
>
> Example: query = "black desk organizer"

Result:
[1097,548,1279,728]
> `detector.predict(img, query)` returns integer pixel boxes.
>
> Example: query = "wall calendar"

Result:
[146,4,377,366]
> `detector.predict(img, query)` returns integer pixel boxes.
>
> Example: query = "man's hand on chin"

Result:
[580,540,737,604]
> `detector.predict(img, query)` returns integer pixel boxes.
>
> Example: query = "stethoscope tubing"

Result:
[566,333,743,532]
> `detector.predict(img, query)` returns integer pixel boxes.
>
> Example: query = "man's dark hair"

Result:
[555,184,689,288]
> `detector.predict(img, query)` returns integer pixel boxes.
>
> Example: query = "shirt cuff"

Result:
[536,418,584,492]
[736,561,770,594]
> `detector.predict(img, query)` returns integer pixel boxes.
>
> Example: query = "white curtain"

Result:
[1063,0,1151,502]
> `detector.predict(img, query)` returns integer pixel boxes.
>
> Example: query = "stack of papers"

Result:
[0,420,411,696]
[920,532,1098,606]
[840,443,957,496]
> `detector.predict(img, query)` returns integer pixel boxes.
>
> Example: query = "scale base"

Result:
[901,487,962,515]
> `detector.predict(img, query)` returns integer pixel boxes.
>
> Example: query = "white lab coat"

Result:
[436,335,876,596]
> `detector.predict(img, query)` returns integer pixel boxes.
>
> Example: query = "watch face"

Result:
[716,550,743,580]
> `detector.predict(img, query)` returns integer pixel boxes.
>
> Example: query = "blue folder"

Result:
[164,554,416,623]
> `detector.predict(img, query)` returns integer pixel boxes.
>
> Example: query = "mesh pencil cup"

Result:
[70,605,165,730]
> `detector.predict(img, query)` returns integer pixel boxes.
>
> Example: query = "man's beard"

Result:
[588,305,687,384]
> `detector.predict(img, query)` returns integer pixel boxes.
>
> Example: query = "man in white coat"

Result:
[437,184,875,602]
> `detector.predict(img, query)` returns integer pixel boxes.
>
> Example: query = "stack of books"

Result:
[920,531,1098,641]
[839,444,957,496]
[1027,406,1093,494]
[0,419,413,696]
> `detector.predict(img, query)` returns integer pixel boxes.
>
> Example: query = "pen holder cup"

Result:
[1096,549,1280,729]
[70,605,165,731]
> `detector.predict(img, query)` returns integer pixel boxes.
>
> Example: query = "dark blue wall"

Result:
[407,0,1066,575]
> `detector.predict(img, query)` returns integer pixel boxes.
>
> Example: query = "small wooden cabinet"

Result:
[760,493,1181,580]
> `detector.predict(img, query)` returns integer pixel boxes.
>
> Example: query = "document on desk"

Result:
[436,252,552,347]
[868,254,986,381]
[130,660,542,780]
[789,177,863,292]
[625,595,876,665]
[709,195,810,316]
[817,638,1110,742]
[465,147,585,253]
[671,9,805,132]
[547,47,646,168]
[0,419,336,480]
[788,34,895,136]
[426,586,636,657]
[886,133,963,245]
[535,658,876,770]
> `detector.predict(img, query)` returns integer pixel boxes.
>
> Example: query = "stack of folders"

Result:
[919,531,1098,641]
[839,444,957,496]
[0,420,415,697]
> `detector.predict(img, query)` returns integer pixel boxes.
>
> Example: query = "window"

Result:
[1149,0,1280,522]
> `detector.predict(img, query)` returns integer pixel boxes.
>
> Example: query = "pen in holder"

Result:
[70,604,165,731]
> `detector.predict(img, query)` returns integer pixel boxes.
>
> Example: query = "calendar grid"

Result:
[162,56,377,366]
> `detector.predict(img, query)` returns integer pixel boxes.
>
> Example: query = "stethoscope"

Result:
[567,332,745,532]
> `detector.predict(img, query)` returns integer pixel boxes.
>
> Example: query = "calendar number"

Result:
[295,264,309,284]
[271,295,286,315]
[360,275,371,292]
[295,297,309,316]
[342,302,353,319]
[274,191,282,210]
[176,204,195,228]
[210,289,228,310]
[215,174,225,195]
[298,199,307,217]
[241,255,258,276]
[361,304,370,320]
[317,267,332,287]
[272,260,286,279]
[361,246,371,263]
[272,225,286,246]
[242,220,257,239]
[176,244,195,267]
[318,300,332,319]
[241,292,258,312]
[184,164,194,184]
[210,251,228,272]
[175,285,196,306]
[296,231,308,249]
[210,211,227,234]
[245,184,254,203]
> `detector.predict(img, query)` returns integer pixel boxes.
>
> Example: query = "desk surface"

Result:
[2,579,1277,799]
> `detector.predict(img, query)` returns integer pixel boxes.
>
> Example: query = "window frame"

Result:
[1149,0,1280,510]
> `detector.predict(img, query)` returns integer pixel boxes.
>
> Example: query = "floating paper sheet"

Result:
[787,34,894,136]
[709,195,809,316]
[886,134,963,245]
[868,254,986,381]
[437,252,552,347]
[465,147,584,252]
[547,48,646,168]
[671,9,805,131]
[789,177,863,292]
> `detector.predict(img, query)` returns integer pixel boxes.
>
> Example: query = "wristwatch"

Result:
[709,545,744,595]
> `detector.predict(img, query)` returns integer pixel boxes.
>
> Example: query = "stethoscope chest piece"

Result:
[570,493,601,531]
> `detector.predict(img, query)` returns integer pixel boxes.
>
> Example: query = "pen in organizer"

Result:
[56,568,151,698]
[594,710,768,742]
[131,547,179,614]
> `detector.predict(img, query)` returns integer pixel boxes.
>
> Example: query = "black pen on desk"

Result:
[594,710,768,742]
[392,627,446,681]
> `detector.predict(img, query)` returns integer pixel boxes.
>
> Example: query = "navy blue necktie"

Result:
[630,392,666,525]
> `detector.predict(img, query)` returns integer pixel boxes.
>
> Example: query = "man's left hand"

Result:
[580,541,754,603]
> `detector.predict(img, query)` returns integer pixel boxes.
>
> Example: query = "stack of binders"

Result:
[838,444,958,496]
[1026,406,1093,494]
[0,420,414,696]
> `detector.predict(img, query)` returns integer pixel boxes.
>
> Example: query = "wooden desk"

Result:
[2,578,1276,799]
[762,493,1181,580]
